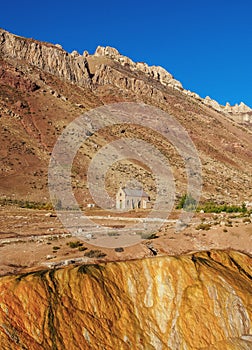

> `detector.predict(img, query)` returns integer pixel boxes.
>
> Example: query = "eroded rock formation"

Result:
[93,45,184,90]
[1,28,251,123]
[0,250,252,349]
[0,29,91,87]
[92,44,252,123]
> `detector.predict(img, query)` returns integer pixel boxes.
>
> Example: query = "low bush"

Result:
[78,246,87,251]
[0,198,54,210]
[107,232,120,237]
[195,223,211,231]
[67,241,83,249]
[225,220,233,227]
[176,194,197,211]
[114,247,124,252]
[197,202,247,214]
[84,250,107,258]
[243,217,251,223]
[140,232,158,239]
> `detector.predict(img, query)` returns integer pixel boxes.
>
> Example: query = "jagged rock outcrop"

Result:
[92,63,165,101]
[93,46,252,123]
[223,102,252,124]
[0,250,252,349]
[224,102,251,114]
[0,28,91,87]
[203,95,223,111]
[94,45,183,90]
[202,97,252,122]
[0,28,251,123]
[92,45,252,124]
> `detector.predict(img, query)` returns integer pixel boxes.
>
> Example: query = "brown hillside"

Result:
[0,28,251,206]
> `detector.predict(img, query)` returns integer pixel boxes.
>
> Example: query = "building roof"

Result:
[122,187,149,198]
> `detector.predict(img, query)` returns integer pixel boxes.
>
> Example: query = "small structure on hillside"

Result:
[116,186,150,210]
[86,203,95,208]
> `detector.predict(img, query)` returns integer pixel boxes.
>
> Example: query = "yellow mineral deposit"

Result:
[0,250,252,349]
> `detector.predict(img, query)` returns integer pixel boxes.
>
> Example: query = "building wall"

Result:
[116,188,149,210]
[116,189,126,209]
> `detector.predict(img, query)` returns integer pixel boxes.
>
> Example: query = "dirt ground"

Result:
[0,205,251,276]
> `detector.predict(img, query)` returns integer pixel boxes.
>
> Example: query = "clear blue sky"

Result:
[1,0,252,107]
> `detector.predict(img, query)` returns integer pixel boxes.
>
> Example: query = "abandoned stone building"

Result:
[116,187,150,210]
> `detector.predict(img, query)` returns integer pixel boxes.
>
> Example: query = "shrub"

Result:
[241,202,247,213]
[107,232,120,237]
[78,246,87,251]
[225,220,233,227]
[67,241,83,248]
[195,223,211,231]
[140,232,158,239]
[84,250,107,258]
[197,202,248,214]
[176,194,197,211]
[243,217,251,223]
[115,247,124,252]
[0,198,54,210]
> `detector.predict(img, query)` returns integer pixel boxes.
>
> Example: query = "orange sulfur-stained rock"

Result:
[0,250,252,349]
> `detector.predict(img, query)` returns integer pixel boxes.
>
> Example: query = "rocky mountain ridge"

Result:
[1,28,251,124]
[92,45,252,117]
[0,29,91,87]
[0,28,252,205]
[89,44,252,122]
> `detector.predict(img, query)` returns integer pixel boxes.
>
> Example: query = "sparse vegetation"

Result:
[195,223,211,231]
[243,217,251,223]
[115,247,124,252]
[67,241,83,249]
[84,250,107,258]
[78,246,87,251]
[0,197,83,211]
[197,202,247,214]
[176,194,197,211]
[107,231,120,237]
[0,198,53,210]
[139,232,158,239]
[225,220,233,227]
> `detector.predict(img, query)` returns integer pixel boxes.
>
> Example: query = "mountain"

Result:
[0,250,252,350]
[0,28,251,206]
[0,29,252,350]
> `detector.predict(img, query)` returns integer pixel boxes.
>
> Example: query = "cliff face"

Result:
[0,29,91,87]
[0,250,252,350]
[1,29,251,122]
[91,45,252,122]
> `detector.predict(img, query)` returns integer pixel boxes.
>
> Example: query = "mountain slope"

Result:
[0,28,251,205]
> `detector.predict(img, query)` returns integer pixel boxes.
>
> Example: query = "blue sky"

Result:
[1,0,252,106]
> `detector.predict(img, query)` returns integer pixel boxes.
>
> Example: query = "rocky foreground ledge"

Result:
[0,250,251,349]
